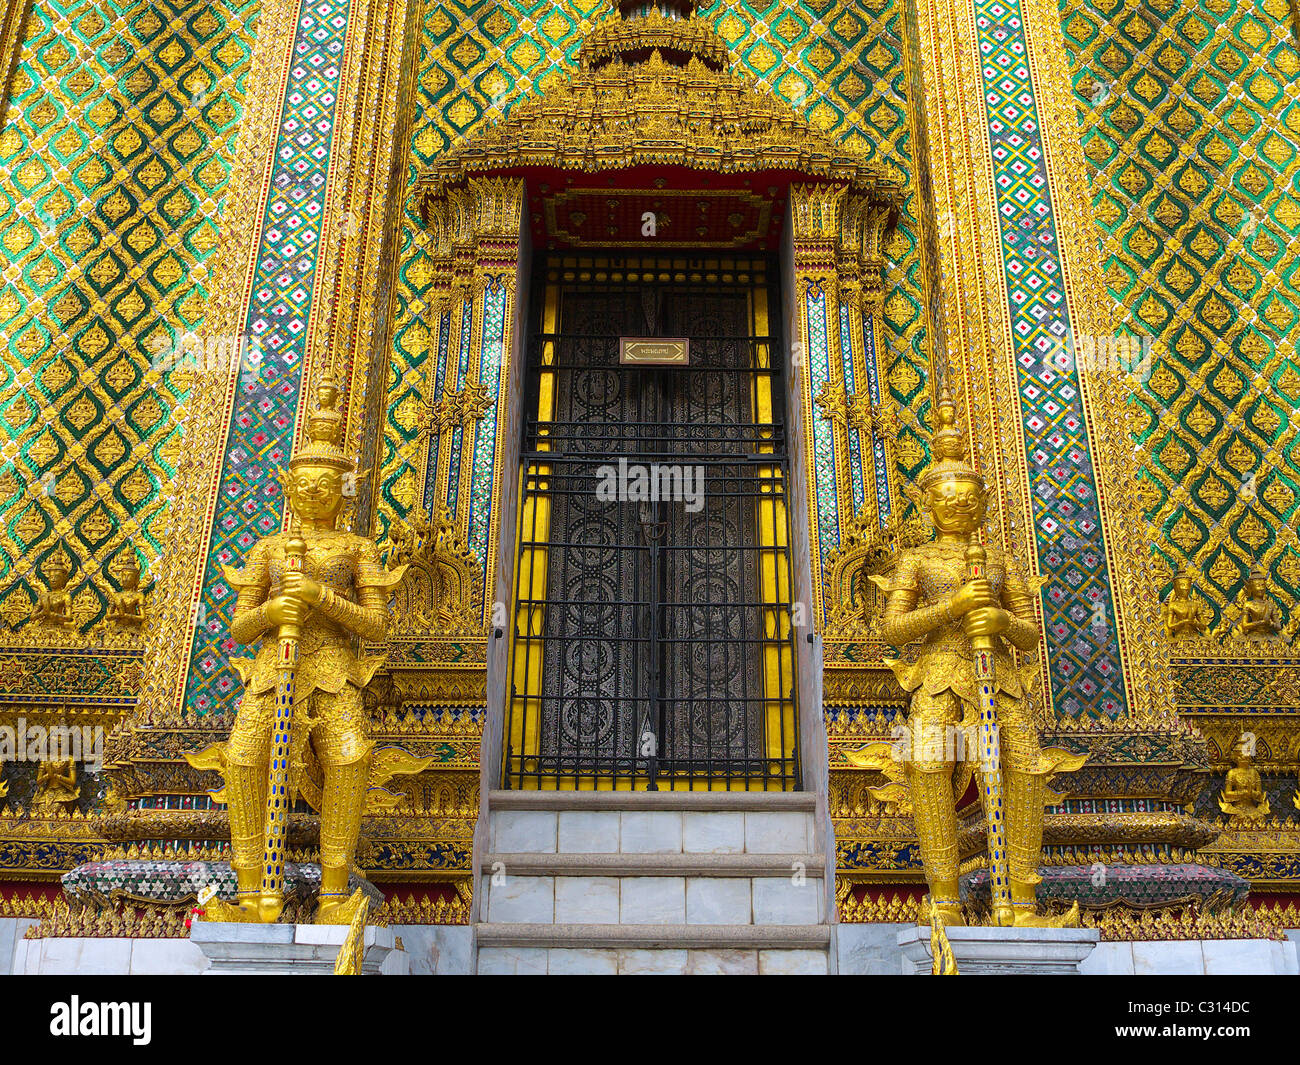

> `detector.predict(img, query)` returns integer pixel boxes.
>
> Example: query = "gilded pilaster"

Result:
[0,0,29,113]
[142,0,305,727]
[400,176,524,631]
[791,181,848,630]
[907,0,1143,721]
[316,0,421,491]
[174,0,422,721]
[1020,0,1172,723]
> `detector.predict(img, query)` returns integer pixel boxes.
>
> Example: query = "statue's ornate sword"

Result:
[259,535,306,921]
[965,538,1014,927]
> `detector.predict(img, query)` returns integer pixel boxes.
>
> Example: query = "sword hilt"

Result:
[279,536,307,644]
[963,539,996,652]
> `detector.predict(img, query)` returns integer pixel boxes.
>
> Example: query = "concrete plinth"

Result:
[391,924,472,974]
[190,921,402,975]
[836,922,909,975]
[898,925,1099,975]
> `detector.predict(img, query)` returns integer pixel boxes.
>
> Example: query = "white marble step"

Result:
[478,943,829,975]
[476,797,831,973]
[482,869,825,925]
[477,922,830,974]
[478,922,831,948]
[481,852,824,876]
[489,790,815,811]
[489,803,815,855]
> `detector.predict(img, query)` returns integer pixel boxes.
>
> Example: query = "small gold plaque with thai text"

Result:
[619,337,690,365]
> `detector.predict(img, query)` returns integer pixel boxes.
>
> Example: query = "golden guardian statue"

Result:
[850,386,1083,928]
[189,377,422,924]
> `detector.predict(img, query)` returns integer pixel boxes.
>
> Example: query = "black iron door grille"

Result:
[505,256,800,790]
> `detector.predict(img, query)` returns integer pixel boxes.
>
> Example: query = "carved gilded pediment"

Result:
[824,505,928,637]
[415,49,896,218]
[381,504,484,636]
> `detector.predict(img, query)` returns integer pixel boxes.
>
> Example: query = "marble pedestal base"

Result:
[190,921,403,975]
[898,925,1099,975]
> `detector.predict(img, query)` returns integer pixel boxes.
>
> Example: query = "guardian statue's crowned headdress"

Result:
[917,384,983,491]
[287,377,353,473]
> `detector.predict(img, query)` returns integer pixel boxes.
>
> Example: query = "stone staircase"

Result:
[475,790,832,975]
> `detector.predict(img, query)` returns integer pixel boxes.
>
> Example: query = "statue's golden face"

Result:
[1173,576,1191,596]
[926,478,986,534]
[1246,578,1264,598]
[287,463,344,524]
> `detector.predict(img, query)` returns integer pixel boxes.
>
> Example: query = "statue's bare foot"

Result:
[316,887,366,926]
[198,896,260,924]
[919,894,965,928]
[1012,901,1080,929]
[934,906,965,927]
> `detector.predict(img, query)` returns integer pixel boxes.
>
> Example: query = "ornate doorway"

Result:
[505,254,799,790]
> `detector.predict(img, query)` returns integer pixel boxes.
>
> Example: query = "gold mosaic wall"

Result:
[1060,0,1300,629]
[0,0,258,631]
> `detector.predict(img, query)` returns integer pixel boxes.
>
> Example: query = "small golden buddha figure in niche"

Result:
[1160,568,1209,639]
[105,546,152,634]
[32,550,76,632]
[1233,567,1283,643]
[33,759,80,814]
[1218,741,1269,822]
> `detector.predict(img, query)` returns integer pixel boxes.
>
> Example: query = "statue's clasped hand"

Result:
[281,570,324,605]
[962,606,1011,637]
[948,578,992,618]
[265,596,305,628]
[265,573,323,628]
[948,579,1011,637]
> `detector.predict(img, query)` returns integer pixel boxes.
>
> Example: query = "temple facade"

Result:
[0,0,1299,975]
